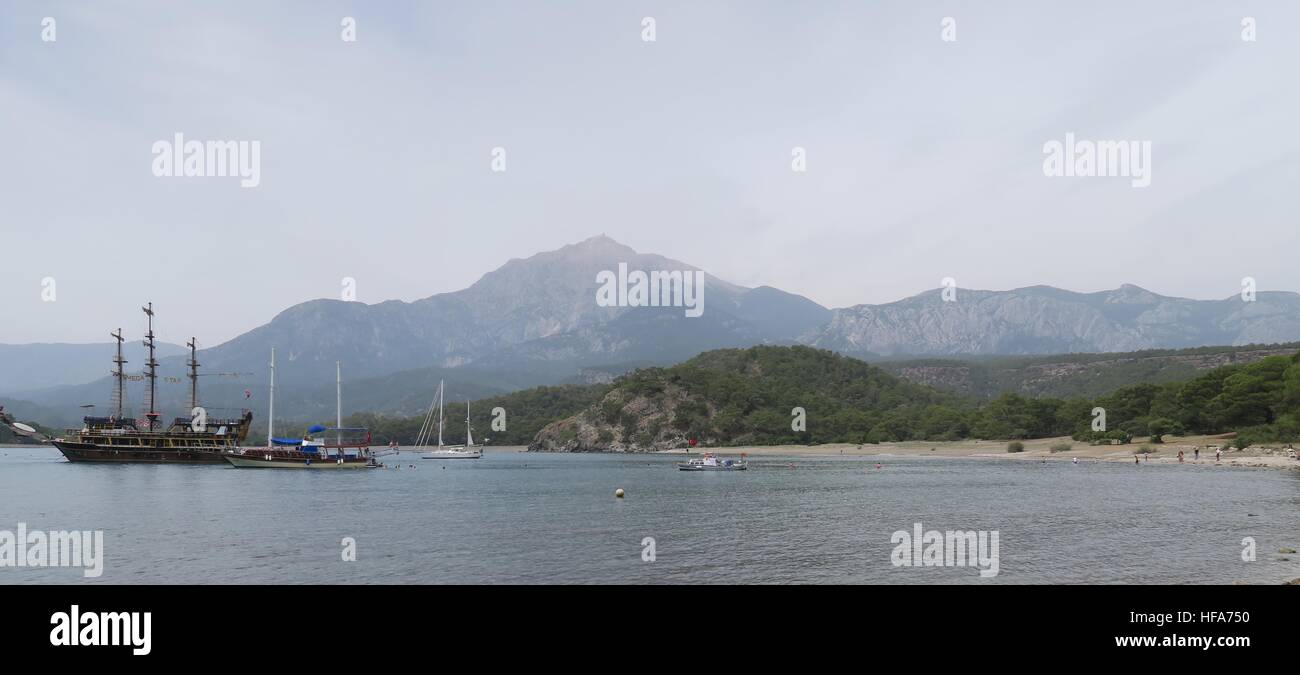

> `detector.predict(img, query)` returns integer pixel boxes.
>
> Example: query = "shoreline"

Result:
[645,436,1300,470]
[12,440,1299,471]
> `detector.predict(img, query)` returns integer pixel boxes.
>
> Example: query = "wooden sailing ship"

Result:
[222,356,378,469]
[50,303,253,463]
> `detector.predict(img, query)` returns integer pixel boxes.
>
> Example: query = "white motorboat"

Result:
[677,452,747,471]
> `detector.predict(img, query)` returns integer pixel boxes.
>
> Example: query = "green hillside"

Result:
[526,345,1300,450]
[876,343,1300,399]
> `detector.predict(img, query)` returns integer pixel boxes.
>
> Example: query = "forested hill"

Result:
[341,384,610,447]
[319,345,1300,452]
[341,346,953,449]
[876,343,1300,399]
[528,346,1300,451]
[529,346,966,451]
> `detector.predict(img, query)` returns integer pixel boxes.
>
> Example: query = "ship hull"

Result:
[420,449,482,459]
[223,454,375,469]
[52,440,228,464]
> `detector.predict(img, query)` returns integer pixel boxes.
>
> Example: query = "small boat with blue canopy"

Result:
[222,351,380,469]
[224,425,377,469]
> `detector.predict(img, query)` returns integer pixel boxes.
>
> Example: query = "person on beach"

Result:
[1216,448,1221,462]
[1194,447,1199,461]
[1135,455,1139,465]
[1177,450,1184,463]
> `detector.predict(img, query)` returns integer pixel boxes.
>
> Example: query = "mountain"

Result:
[0,341,186,394]
[7,237,1300,429]
[178,235,829,388]
[0,396,73,432]
[8,236,827,423]
[808,284,1300,356]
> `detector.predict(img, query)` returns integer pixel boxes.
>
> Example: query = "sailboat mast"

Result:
[267,347,276,447]
[336,361,342,447]
[186,337,200,410]
[110,328,126,419]
[466,399,473,447]
[437,380,444,448]
[142,303,158,431]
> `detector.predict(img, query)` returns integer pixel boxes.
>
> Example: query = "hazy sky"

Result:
[2,1,1297,346]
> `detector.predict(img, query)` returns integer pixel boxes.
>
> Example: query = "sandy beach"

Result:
[384,440,1298,470]
[652,435,1300,470]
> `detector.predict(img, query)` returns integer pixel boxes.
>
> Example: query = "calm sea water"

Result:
[1,446,1297,584]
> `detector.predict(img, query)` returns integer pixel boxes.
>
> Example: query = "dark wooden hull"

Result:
[224,452,376,469]
[52,440,229,464]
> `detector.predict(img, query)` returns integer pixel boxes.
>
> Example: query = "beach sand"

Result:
[653,435,1300,470]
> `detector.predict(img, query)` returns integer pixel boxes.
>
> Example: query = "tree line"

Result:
[320,345,1299,448]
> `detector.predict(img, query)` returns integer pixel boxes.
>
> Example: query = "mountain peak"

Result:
[1105,283,1162,303]
[561,234,638,257]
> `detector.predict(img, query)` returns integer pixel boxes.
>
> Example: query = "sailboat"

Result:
[223,355,378,469]
[418,380,482,459]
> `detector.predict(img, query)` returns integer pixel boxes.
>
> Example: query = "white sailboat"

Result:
[418,380,482,459]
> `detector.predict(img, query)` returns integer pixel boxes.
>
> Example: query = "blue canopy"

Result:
[271,437,302,446]
[306,424,327,434]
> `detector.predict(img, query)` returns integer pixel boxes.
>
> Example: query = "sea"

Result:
[1,446,1297,584]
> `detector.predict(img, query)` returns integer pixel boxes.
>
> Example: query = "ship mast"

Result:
[336,361,342,447]
[186,337,200,410]
[142,303,158,431]
[267,347,275,447]
[110,329,126,419]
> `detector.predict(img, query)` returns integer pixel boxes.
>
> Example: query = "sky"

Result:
[1,1,1297,346]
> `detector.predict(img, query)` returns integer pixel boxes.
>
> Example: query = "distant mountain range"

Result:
[810,284,1300,357]
[3,235,1299,425]
[0,341,186,395]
